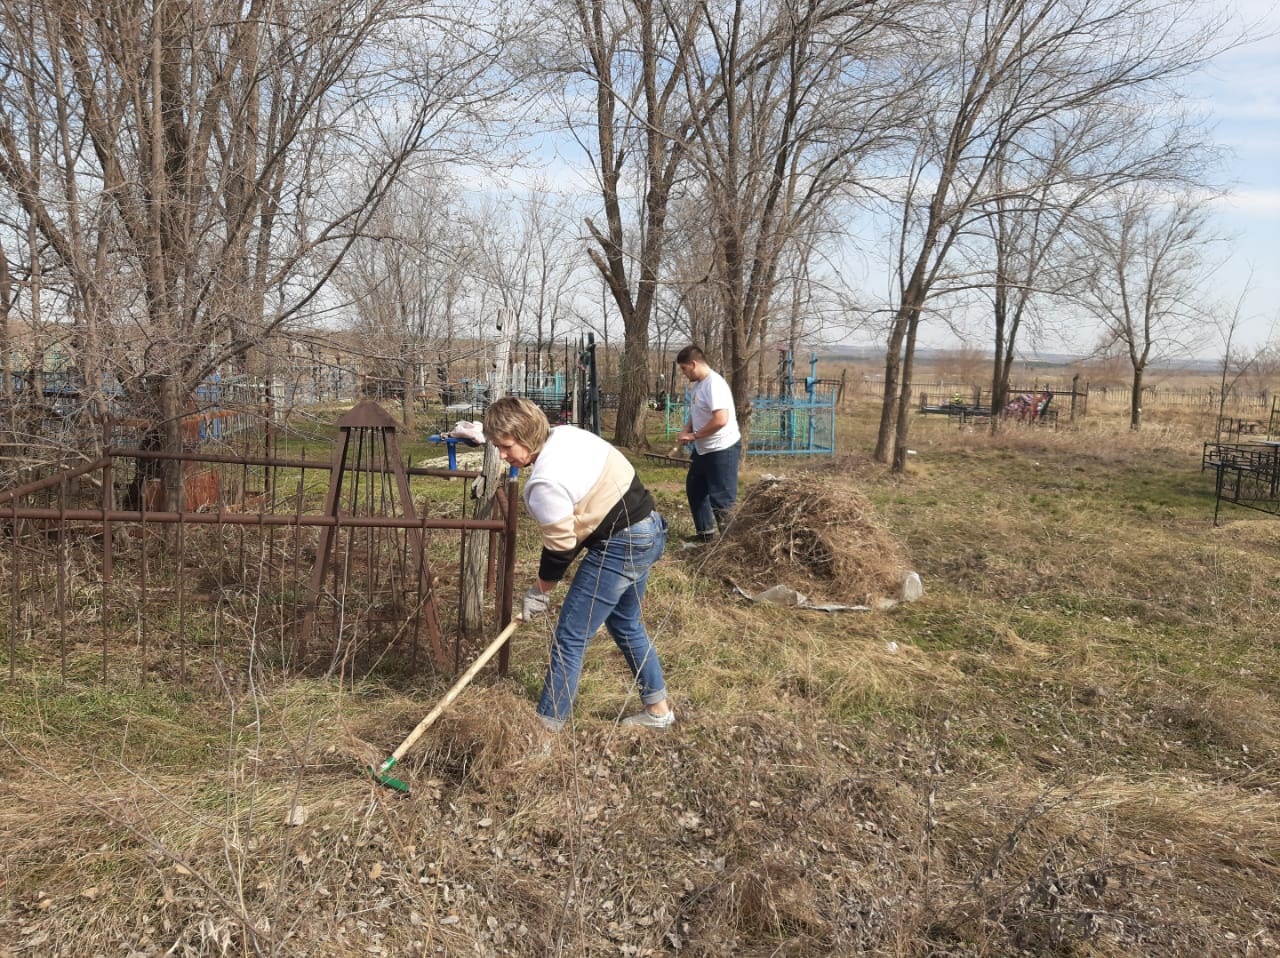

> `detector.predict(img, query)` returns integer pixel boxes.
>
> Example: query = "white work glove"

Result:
[521,586,551,621]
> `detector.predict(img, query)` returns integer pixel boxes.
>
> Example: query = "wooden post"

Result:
[460,309,512,637]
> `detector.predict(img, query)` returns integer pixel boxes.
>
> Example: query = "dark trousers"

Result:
[687,441,741,534]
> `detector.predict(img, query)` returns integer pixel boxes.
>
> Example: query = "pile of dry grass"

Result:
[702,474,911,605]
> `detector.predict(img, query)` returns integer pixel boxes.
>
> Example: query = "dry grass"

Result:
[3,399,1280,956]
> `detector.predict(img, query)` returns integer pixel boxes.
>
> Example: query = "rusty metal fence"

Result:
[0,408,519,689]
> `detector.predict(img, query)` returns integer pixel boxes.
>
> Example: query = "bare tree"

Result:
[1236,312,1280,411]
[871,0,1230,470]
[661,196,721,357]
[539,0,706,448]
[336,175,476,430]
[664,186,867,386]
[1210,275,1267,437]
[0,0,517,493]
[537,0,909,445]
[978,102,1217,429]
[681,0,906,427]
[472,188,587,358]
[0,230,15,475]
[524,189,588,356]
[1077,189,1219,429]
[982,146,1098,425]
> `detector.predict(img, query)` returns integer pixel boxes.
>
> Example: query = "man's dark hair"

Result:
[676,345,706,365]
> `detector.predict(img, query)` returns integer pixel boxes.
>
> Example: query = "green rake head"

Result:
[367,756,410,794]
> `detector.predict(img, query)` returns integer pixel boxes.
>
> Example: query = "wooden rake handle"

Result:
[388,619,520,764]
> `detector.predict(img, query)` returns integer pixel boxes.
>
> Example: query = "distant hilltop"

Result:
[814,345,1082,366]
[814,344,1223,373]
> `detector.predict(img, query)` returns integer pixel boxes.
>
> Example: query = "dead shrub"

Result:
[704,475,912,605]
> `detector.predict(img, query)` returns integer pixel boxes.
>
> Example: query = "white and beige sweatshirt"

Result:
[523,426,655,583]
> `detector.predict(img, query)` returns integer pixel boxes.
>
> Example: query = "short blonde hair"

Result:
[483,396,551,454]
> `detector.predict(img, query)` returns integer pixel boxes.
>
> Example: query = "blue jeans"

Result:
[538,511,669,724]
[687,441,741,534]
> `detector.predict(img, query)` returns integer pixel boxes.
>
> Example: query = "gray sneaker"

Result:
[538,714,566,732]
[621,709,675,729]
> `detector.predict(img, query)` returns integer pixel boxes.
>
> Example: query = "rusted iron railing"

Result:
[0,434,518,688]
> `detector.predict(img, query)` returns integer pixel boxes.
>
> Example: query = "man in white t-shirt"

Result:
[676,345,742,543]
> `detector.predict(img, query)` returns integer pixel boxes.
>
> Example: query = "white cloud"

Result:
[1215,188,1280,215]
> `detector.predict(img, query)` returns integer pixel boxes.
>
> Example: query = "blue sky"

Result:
[873,1,1280,359]
[1192,0,1280,351]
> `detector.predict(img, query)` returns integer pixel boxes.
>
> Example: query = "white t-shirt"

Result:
[688,370,741,453]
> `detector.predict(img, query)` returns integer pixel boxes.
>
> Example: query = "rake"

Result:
[368,619,520,794]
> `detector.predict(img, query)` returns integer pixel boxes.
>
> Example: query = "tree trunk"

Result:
[1130,366,1144,430]
[400,361,416,432]
[0,244,12,455]
[891,309,921,473]
[875,231,936,461]
[990,269,1008,435]
[160,373,186,512]
[614,334,650,449]
[874,323,905,464]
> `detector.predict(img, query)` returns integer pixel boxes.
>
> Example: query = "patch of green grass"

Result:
[0,680,223,767]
